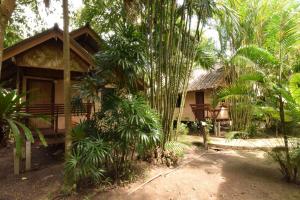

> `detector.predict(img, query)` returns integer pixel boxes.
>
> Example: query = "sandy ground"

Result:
[92,148,300,200]
[0,142,300,200]
[180,135,300,150]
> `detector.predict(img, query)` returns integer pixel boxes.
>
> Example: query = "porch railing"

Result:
[190,104,229,121]
[21,103,93,134]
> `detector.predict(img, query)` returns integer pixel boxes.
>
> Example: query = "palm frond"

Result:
[234,45,277,66]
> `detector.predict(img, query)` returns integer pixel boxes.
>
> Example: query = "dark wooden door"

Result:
[195,91,205,120]
[27,79,54,129]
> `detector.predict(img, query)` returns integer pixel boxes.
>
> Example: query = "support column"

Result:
[214,121,218,136]
[13,148,20,175]
[217,122,221,137]
[25,141,31,171]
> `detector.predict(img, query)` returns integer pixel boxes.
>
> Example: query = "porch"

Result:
[190,103,229,122]
[3,64,92,145]
[22,103,93,145]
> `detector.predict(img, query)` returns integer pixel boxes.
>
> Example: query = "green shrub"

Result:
[165,141,187,157]
[269,146,300,182]
[188,122,199,134]
[96,94,161,181]
[65,134,109,186]
[177,123,189,135]
[65,94,162,186]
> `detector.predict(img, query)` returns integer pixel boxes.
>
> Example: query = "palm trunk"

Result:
[279,95,292,181]
[0,25,4,79]
[0,0,16,78]
[63,0,72,186]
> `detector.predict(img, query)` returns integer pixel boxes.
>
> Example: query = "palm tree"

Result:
[219,7,300,179]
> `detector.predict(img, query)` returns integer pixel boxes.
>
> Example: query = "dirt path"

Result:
[0,146,63,200]
[92,149,300,200]
[0,145,300,200]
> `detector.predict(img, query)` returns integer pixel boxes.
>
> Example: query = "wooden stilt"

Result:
[217,122,221,137]
[25,141,31,171]
[214,121,218,136]
[13,148,20,175]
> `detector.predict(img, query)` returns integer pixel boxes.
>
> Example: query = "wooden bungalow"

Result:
[175,67,229,123]
[0,24,101,144]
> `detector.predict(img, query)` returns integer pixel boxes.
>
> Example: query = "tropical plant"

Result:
[67,92,162,185]
[177,123,189,135]
[145,0,219,147]
[78,0,239,149]
[94,22,147,93]
[96,93,161,181]
[65,120,109,186]
[0,88,46,155]
[216,3,300,181]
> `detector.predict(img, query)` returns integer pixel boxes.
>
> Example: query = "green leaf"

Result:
[7,119,22,156]
[234,45,277,66]
[35,128,48,147]
[14,121,34,143]
[289,73,300,105]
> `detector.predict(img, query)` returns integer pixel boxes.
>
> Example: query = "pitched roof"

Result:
[3,24,95,67]
[187,67,225,91]
[70,24,102,46]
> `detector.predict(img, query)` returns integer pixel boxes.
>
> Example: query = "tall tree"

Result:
[62,0,72,178]
[0,0,16,78]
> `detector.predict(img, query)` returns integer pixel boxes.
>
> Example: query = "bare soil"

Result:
[0,143,300,200]
[0,145,64,200]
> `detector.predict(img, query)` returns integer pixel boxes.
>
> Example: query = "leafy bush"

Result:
[188,122,199,134]
[65,135,109,186]
[65,94,162,186]
[96,94,161,181]
[165,141,187,157]
[177,123,189,135]
[269,146,300,182]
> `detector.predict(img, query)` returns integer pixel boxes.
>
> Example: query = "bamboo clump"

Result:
[145,0,209,146]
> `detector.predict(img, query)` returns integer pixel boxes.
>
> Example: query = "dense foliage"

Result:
[65,93,161,186]
[77,0,227,147]
[215,0,300,182]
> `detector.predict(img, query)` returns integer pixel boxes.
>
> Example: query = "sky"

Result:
[43,0,83,29]
[23,0,84,32]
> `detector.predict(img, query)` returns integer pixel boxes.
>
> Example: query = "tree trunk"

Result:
[279,95,292,181]
[0,0,16,78]
[203,126,208,150]
[63,0,72,185]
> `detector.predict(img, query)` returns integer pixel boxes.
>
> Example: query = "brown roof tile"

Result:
[187,67,225,91]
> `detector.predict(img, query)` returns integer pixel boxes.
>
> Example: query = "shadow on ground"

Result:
[94,148,300,200]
